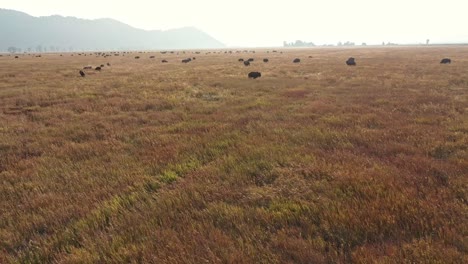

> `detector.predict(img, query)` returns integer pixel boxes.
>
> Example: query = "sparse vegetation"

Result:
[0,47,467,263]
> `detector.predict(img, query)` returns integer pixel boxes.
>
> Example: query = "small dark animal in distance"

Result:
[107,63,111,66]
[150,56,155,59]
[95,67,102,71]
[83,66,93,70]
[248,58,254,62]
[182,58,192,63]
[162,59,168,63]
[346,57,356,66]
[248,72,261,79]
[440,58,451,64]
[135,56,140,59]
[79,70,85,77]
[239,58,244,62]
[263,58,269,63]
[100,64,105,67]
[244,60,250,66]
[15,56,18,59]
[192,57,196,60]
[293,58,300,63]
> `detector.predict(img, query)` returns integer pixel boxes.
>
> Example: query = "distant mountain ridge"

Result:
[0,9,225,52]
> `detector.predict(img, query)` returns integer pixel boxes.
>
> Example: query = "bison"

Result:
[248,58,254,62]
[248,72,261,79]
[346,57,356,66]
[239,58,244,62]
[263,58,269,63]
[79,70,85,77]
[293,58,300,63]
[440,58,451,64]
[244,60,250,66]
[83,66,93,70]
[182,58,192,63]
[162,59,168,63]
[95,67,102,71]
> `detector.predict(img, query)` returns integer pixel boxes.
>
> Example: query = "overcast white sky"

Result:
[2,0,468,47]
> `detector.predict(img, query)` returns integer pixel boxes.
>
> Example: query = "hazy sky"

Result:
[2,0,468,47]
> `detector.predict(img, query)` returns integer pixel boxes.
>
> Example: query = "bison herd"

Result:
[73,51,453,80]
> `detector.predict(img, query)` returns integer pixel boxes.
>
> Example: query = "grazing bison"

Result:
[293,58,300,63]
[79,70,85,77]
[244,60,250,66]
[239,58,244,62]
[107,63,111,66]
[83,66,93,70]
[150,56,155,59]
[162,59,168,63]
[182,58,192,63]
[346,57,356,66]
[95,67,102,71]
[135,56,140,59]
[248,58,254,62]
[440,58,451,64]
[100,64,105,67]
[263,58,269,63]
[248,72,261,79]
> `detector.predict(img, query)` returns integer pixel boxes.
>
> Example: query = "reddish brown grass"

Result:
[0,46,467,263]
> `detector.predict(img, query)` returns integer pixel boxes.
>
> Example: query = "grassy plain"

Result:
[0,46,467,263]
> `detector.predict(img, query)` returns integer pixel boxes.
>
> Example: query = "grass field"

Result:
[0,46,467,263]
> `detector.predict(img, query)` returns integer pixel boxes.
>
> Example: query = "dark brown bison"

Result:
[263,58,269,63]
[293,58,300,63]
[239,58,244,62]
[107,63,111,66]
[346,57,356,66]
[135,56,140,59]
[248,72,261,79]
[244,60,250,66]
[79,70,85,77]
[162,59,168,63]
[440,58,451,64]
[182,58,192,63]
[248,58,254,62]
[150,56,155,59]
[95,67,102,71]
[83,66,93,70]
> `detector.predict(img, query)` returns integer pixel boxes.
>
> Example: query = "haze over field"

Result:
[2,0,468,47]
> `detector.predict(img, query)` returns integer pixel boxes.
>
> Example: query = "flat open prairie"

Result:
[0,46,467,263]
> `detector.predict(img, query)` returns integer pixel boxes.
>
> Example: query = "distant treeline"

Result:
[283,40,407,47]
[283,40,316,47]
[283,40,359,47]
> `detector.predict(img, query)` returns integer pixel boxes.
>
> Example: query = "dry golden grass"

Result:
[0,46,467,263]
